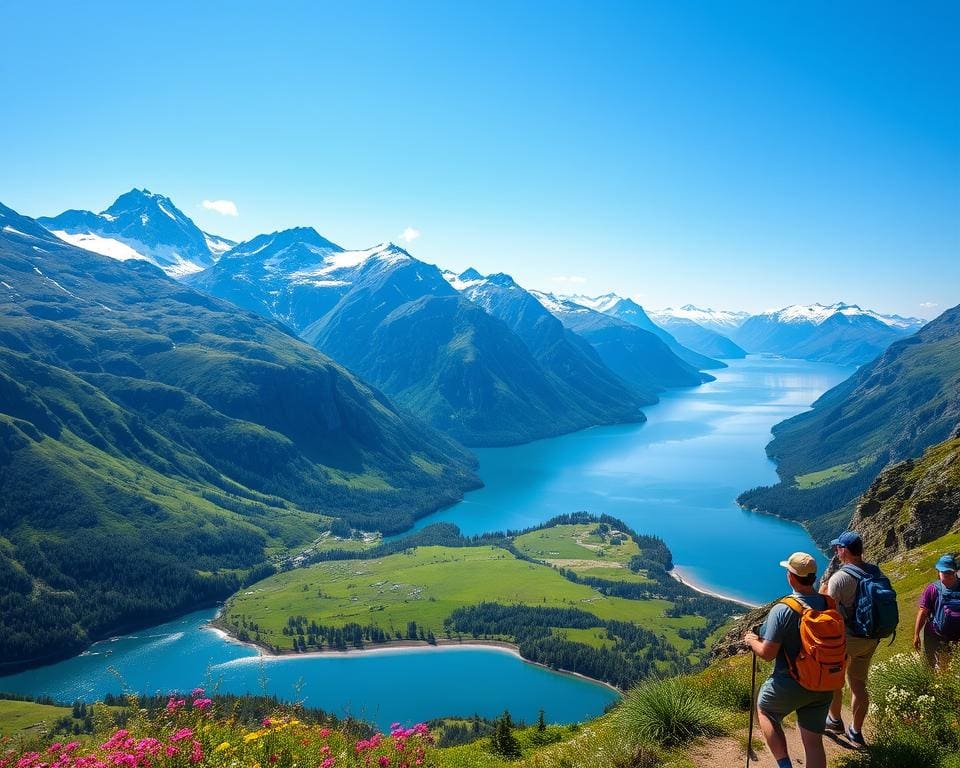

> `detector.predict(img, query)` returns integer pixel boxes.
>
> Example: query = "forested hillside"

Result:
[0,203,478,668]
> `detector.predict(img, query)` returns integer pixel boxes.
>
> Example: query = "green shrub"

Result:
[618,678,726,748]
[839,652,960,767]
[691,657,766,712]
[836,723,943,768]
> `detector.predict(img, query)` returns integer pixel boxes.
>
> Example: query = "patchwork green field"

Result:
[223,544,699,649]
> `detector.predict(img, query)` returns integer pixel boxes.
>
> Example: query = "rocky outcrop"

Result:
[851,433,960,563]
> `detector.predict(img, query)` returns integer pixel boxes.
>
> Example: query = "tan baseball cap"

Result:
[780,552,817,577]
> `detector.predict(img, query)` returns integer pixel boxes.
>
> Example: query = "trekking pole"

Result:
[745,650,757,767]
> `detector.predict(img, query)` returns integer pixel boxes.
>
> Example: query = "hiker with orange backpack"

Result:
[744,552,846,768]
[820,530,898,747]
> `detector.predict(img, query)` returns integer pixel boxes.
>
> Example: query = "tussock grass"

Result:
[618,677,726,748]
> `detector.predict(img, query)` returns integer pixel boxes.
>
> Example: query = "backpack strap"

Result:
[840,563,869,580]
[780,594,835,614]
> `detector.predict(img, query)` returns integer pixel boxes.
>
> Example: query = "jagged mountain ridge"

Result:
[38,189,231,278]
[566,293,727,369]
[444,269,659,404]
[530,290,715,391]
[190,231,659,445]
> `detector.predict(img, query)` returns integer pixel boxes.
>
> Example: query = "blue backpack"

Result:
[932,582,960,641]
[841,564,899,640]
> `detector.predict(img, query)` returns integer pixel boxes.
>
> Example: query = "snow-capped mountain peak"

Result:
[39,189,229,278]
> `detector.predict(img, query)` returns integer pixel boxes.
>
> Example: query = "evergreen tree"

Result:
[491,710,520,759]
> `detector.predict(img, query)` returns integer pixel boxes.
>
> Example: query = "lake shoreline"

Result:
[206,617,623,695]
[669,566,760,608]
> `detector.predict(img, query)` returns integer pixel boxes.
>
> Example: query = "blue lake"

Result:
[0,609,617,731]
[0,356,851,727]
[405,356,852,606]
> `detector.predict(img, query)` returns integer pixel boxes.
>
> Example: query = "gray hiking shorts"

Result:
[757,674,833,734]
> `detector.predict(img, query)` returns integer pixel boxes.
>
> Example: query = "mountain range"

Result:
[565,294,731,368]
[0,200,478,666]
[738,302,960,545]
[730,302,925,366]
[33,190,931,444]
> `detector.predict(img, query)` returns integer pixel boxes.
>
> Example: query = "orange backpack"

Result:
[779,594,847,691]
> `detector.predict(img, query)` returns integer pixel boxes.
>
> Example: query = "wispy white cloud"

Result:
[399,227,421,243]
[551,275,587,284]
[920,301,938,309]
[202,199,239,217]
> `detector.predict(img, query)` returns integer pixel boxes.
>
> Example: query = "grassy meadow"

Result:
[223,540,703,652]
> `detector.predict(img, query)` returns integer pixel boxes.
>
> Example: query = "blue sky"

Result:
[2,1,957,316]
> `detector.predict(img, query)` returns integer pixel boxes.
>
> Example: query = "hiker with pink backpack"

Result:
[914,553,960,670]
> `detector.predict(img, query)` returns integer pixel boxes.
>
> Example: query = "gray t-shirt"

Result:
[761,591,829,677]
[827,563,881,635]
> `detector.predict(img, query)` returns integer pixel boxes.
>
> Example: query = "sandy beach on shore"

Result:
[669,566,760,608]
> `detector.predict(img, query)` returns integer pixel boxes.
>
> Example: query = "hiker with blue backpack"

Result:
[820,530,899,747]
[914,553,960,670]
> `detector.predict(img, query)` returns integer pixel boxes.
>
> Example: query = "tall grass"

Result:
[618,677,726,748]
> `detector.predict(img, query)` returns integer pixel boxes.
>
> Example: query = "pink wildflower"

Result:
[319,729,330,739]
[164,747,178,758]
[262,718,272,727]
[192,698,212,711]
[320,759,334,768]
[378,758,391,767]
[190,688,204,697]
[189,741,203,765]
[170,728,194,743]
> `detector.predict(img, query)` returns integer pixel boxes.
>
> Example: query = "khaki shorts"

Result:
[845,635,880,682]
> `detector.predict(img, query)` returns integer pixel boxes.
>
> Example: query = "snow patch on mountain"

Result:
[564,293,622,313]
[652,304,750,329]
[759,302,924,329]
[52,231,148,262]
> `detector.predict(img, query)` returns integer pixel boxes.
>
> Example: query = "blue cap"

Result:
[829,531,862,548]
[935,554,958,572]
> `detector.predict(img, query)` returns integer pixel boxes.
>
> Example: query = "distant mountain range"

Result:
[730,302,926,366]
[563,295,926,367]
[34,190,930,440]
[0,200,478,666]
[738,302,960,545]
[529,290,715,391]
[39,189,233,277]
[566,294,728,369]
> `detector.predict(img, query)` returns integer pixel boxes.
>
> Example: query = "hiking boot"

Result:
[847,726,866,747]
[824,715,844,734]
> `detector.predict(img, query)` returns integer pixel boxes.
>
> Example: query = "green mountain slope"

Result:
[0,203,478,668]
[738,304,960,545]
[849,430,960,563]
